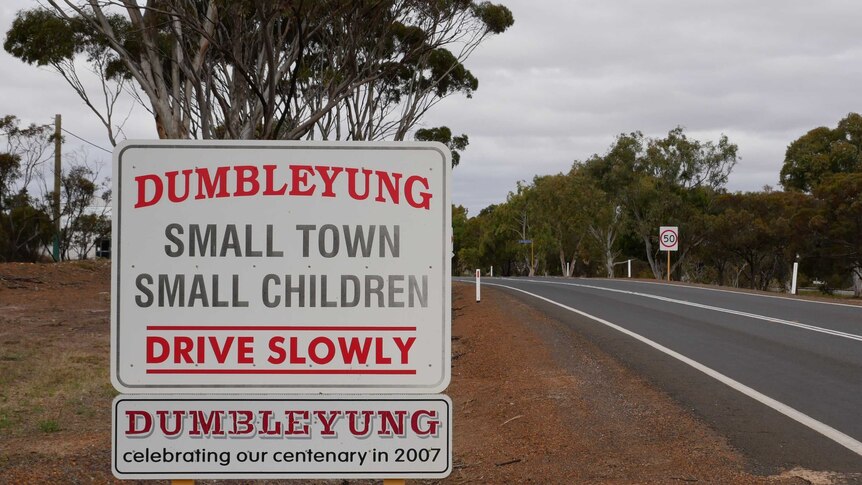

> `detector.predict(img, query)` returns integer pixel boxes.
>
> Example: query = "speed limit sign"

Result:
[659,226,679,251]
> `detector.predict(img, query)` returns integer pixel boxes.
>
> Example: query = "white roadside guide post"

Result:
[627,259,632,278]
[475,269,481,302]
[111,141,453,483]
[791,256,800,295]
[659,226,679,281]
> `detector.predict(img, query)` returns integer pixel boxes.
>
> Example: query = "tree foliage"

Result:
[414,126,468,167]
[780,112,862,192]
[0,115,109,262]
[5,1,513,147]
[454,118,861,297]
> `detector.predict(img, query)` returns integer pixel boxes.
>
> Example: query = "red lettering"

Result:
[375,337,391,364]
[196,335,205,363]
[263,165,287,195]
[125,410,153,436]
[375,170,402,204]
[394,336,416,364]
[195,166,230,199]
[234,165,260,196]
[289,337,306,364]
[267,336,286,364]
[284,410,310,436]
[405,175,432,210]
[146,336,170,364]
[209,336,234,363]
[378,410,408,436]
[156,410,184,436]
[346,168,372,200]
[165,169,192,203]
[309,336,335,365]
[189,409,225,436]
[238,336,254,364]
[338,337,372,364]
[315,165,344,197]
[174,336,194,363]
[314,410,342,437]
[289,165,316,196]
[229,410,255,435]
[411,410,440,436]
[346,410,374,436]
[260,410,282,435]
[134,174,163,208]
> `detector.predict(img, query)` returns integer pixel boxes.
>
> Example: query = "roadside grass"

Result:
[38,420,61,433]
[0,337,111,439]
[0,413,11,431]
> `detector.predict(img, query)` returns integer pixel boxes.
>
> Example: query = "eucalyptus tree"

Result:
[810,174,862,296]
[780,112,862,193]
[528,172,588,276]
[584,128,737,279]
[5,0,513,143]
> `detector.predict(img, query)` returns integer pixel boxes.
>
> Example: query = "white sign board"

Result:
[659,226,679,252]
[111,141,451,393]
[112,395,451,479]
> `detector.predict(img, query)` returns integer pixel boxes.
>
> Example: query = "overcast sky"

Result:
[3,1,861,215]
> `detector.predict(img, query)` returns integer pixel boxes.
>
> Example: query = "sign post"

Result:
[659,226,678,282]
[111,141,453,481]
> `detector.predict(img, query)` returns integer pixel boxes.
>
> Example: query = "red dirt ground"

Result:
[0,262,849,483]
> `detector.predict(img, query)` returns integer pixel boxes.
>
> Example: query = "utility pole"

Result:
[53,114,61,262]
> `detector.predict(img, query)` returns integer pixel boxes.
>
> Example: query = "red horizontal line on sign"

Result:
[145,369,417,375]
[146,325,417,332]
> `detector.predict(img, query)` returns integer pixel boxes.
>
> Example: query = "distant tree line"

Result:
[454,113,862,297]
[0,115,110,262]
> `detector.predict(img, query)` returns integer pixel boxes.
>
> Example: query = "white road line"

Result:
[504,278,862,343]
[582,277,862,310]
[482,281,862,458]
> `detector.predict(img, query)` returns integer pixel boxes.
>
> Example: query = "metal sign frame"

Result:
[659,226,679,252]
[112,395,452,479]
[111,141,451,394]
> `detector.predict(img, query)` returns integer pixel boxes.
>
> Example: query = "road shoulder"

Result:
[448,282,857,483]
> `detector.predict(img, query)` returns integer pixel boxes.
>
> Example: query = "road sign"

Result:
[659,226,679,252]
[111,141,451,393]
[112,395,451,480]
[518,239,532,244]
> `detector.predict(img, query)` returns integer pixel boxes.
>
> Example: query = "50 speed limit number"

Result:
[659,226,678,251]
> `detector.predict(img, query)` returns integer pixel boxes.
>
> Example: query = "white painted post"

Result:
[791,262,799,295]
[490,266,494,277]
[566,262,570,277]
[475,269,481,302]
[627,259,632,278]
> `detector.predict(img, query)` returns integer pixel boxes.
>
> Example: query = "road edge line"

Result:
[577,277,862,310]
[510,278,862,342]
[483,281,862,458]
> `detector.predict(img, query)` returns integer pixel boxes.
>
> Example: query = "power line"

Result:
[60,128,112,154]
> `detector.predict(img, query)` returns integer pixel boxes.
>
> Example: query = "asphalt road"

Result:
[456,276,862,473]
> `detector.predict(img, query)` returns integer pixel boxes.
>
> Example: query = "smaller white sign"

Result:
[113,395,451,480]
[659,226,679,252]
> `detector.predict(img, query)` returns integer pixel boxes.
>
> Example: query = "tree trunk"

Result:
[642,235,662,279]
[853,266,862,298]
[604,232,615,278]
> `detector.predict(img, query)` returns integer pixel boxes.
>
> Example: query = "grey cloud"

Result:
[4,0,861,216]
